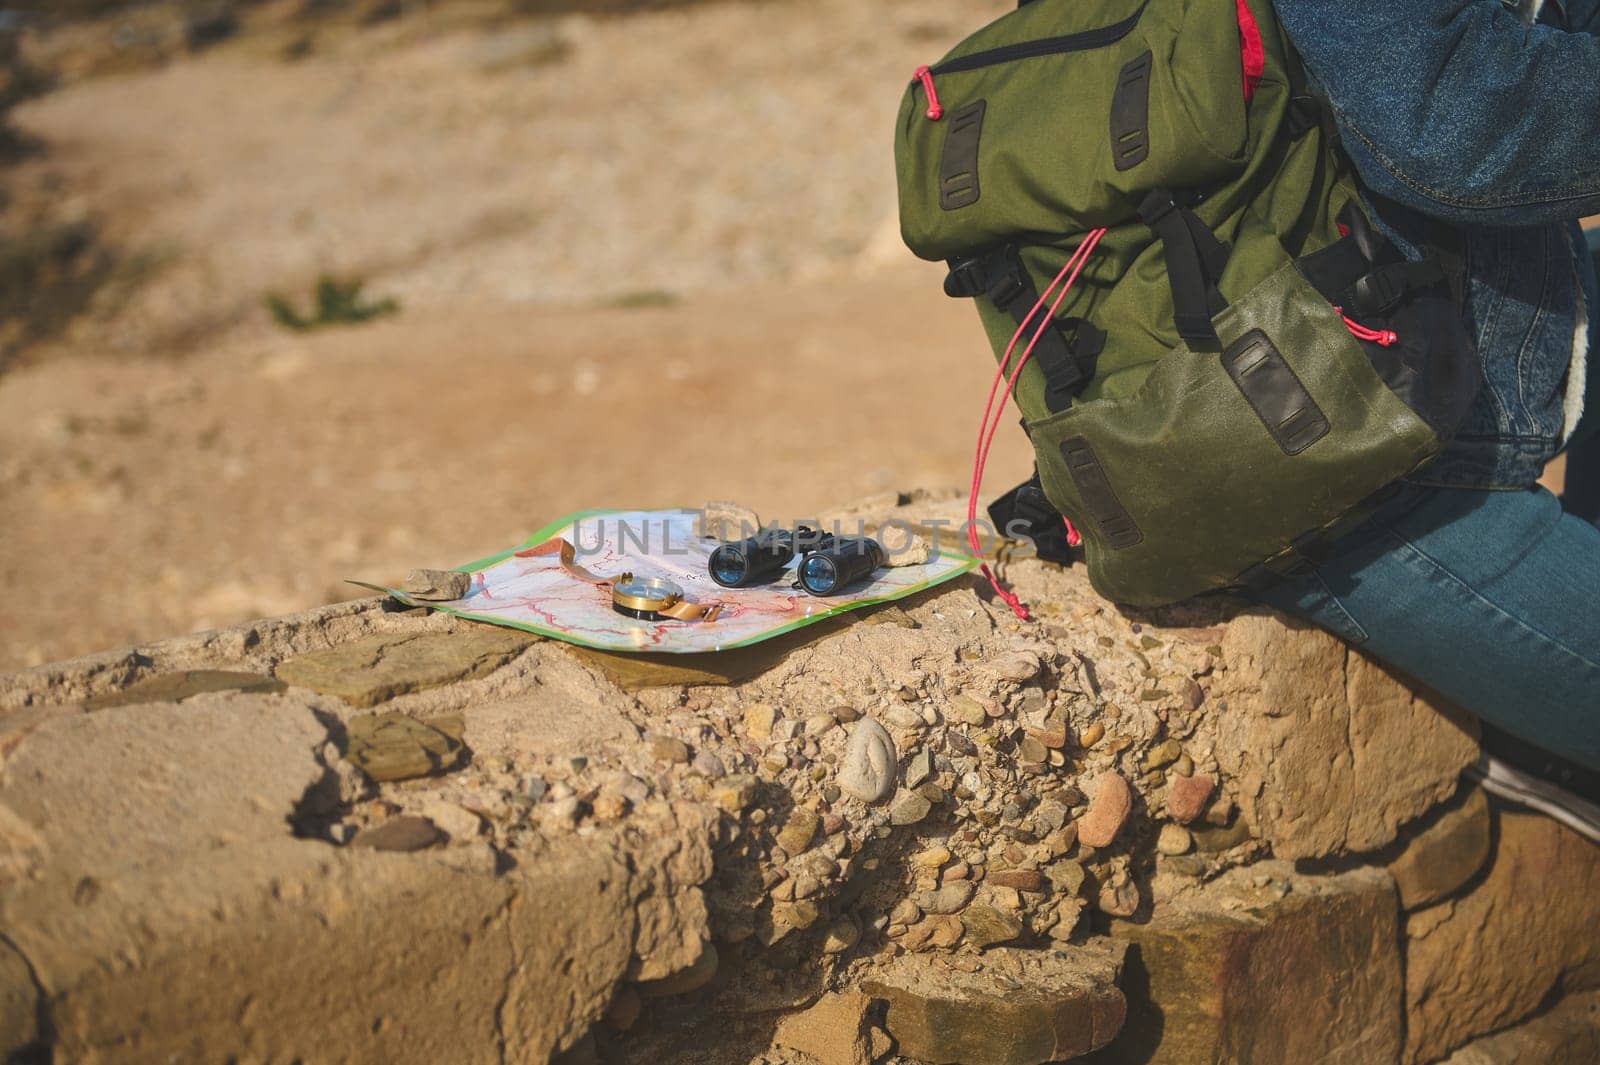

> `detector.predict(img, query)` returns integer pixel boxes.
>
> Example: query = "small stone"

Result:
[822,916,861,954]
[401,568,472,601]
[777,807,820,855]
[591,793,628,820]
[1180,677,1205,711]
[885,705,925,730]
[1078,721,1106,749]
[913,845,952,869]
[712,774,760,814]
[647,733,691,764]
[919,880,976,915]
[987,869,1045,893]
[838,719,897,803]
[1144,739,1183,770]
[890,792,934,826]
[523,775,548,802]
[1078,771,1133,848]
[985,652,1041,684]
[831,704,863,723]
[773,900,821,931]
[743,702,778,741]
[890,898,923,926]
[962,904,1024,949]
[1018,736,1048,765]
[947,695,989,727]
[904,748,935,789]
[351,816,443,852]
[1173,754,1195,777]
[1044,826,1078,858]
[419,800,481,841]
[1097,869,1140,917]
[344,712,467,782]
[926,915,966,949]
[944,862,971,882]
[1166,773,1216,824]
[1157,824,1192,856]
[603,985,642,1031]
[1047,860,1087,896]
[691,750,726,780]
[1192,818,1252,853]
[1030,723,1069,750]
[805,713,839,739]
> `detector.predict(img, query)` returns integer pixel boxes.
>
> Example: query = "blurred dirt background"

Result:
[0,0,1025,669]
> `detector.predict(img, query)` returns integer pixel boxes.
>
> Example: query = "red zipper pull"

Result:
[914,65,944,121]
[1334,306,1397,347]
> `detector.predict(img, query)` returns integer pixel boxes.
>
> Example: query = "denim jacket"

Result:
[1277,0,1600,488]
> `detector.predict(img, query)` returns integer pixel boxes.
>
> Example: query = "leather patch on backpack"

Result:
[1060,436,1143,549]
[1110,50,1152,172]
[1222,329,1331,455]
[938,100,986,211]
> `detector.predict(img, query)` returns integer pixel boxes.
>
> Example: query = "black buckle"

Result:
[1138,189,1178,226]
[944,257,989,299]
[986,271,1025,308]
[1352,267,1405,315]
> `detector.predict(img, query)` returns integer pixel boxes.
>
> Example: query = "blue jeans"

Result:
[1256,239,1600,772]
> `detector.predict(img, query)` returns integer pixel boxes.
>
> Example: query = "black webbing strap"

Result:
[945,245,1100,412]
[1139,189,1231,346]
[1335,200,1455,311]
[987,470,1074,565]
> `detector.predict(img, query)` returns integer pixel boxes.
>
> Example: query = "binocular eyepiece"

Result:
[795,537,886,597]
[708,526,832,588]
[706,526,885,596]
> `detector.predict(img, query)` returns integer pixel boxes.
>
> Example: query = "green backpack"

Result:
[894,0,1477,609]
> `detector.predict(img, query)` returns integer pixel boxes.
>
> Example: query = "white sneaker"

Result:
[1467,752,1600,845]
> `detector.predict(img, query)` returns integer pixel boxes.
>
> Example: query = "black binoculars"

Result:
[707,526,885,596]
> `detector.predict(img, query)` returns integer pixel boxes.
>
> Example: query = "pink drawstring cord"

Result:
[967,228,1107,619]
[914,66,944,121]
[1335,306,1398,347]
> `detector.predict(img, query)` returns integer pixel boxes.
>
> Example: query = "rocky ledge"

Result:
[2,491,1597,1064]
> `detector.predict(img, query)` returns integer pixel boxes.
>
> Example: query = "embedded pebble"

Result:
[822,916,861,954]
[1144,739,1182,770]
[1018,736,1048,765]
[985,651,1041,683]
[776,806,820,855]
[647,734,691,764]
[692,750,726,780]
[1097,868,1140,916]
[918,880,976,915]
[1167,773,1217,824]
[904,748,934,789]
[946,695,989,727]
[890,898,923,926]
[1078,771,1133,848]
[742,703,777,742]
[837,718,897,803]
[885,705,925,730]
[961,904,1023,948]
[1078,721,1106,748]
[986,869,1045,893]
[804,713,838,739]
[1157,823,1193,855]
[889,792,933,826]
